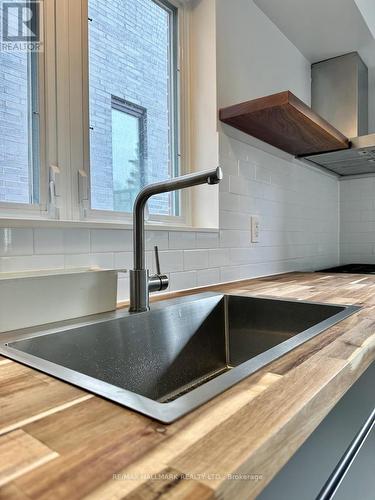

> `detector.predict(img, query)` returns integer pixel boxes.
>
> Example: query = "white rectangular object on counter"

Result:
[0,268,118,333]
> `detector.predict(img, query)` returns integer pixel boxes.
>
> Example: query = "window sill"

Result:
[0,216,219,233]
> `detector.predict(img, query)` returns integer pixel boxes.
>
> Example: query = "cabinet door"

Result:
[258,362,375,500]
[332,423,374,500]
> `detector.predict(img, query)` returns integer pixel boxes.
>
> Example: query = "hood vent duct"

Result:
[302,52,375,176]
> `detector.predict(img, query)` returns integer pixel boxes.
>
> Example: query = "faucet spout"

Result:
[129,167,222,312]
[133,166,222,270]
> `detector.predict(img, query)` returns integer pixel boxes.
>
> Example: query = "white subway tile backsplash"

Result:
[64,252,114,269]
[238,160,256,179]
[341,221,375,235]
[261,215,286,232]
[114,252,133,270]
[229,247,256,264]
[341,177,375,200]
[256,198,285,217]
[0,132,340,297]
[63,229,90,254]
[208,248,230,267]
[220,192,240,212]
[196,232,219,249]
[170,270,197,291]
[248,180,267,200]
[341,254,371,265]
[0,228,33,256]
[89,253,115,269]
[219,172,230,193]
[339,178,375,264]
[341,208,361,223]
[64,254,91,268]
[0,254,65,273]
[221,158,239,176]
[197,268,220,287]
[229,175,249,195]
[360,210,375,222]
[341,199,373,211]
[255,165,271,184]
[239,195,257,214]
[158,250,183,273]
[169,231,196,249]
[184,249,209,270]
[219,131,236,160]
[262,183,288,203]
[220,264,252,282]
[348,232,375,244]
[90,229,132,252]
[220,211,250,230]
[220,230,250,248]
[271,164,290,187]
[34,229,64,254]
[341,243,373,255]
[145,230,169,251]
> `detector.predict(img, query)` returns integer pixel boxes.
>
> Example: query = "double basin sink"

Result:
[0,293,359,423]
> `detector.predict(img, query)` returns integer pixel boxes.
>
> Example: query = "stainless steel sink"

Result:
[0,293,360,423]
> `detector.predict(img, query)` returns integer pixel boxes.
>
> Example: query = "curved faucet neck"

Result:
[130,167,222,312]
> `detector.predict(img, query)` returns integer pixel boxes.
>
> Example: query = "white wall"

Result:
[340,177,375,264]
[216,0,311,108]
[216,0,339,279]
[189,0,220,228]
[0,0,340,303]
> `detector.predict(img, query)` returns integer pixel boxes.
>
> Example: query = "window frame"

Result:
[77,0,189,226]
[0,0,194,229]
[0,0,55,219]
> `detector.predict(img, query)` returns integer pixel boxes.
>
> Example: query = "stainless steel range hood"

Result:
[302,134,375,176]
[301,52,375,176]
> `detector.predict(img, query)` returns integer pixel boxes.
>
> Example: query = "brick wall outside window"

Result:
[0,0,174,214]
[89,0,174,215]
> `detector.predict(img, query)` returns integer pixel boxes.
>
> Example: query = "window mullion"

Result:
[60,0,87,221]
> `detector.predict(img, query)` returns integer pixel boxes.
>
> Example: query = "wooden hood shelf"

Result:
[219,91,350,157]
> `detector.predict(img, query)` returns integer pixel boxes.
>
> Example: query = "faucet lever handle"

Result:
[154,246,161,275]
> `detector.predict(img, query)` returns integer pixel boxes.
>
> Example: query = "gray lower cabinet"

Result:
[258,362,375,500]
[330,420,374,500]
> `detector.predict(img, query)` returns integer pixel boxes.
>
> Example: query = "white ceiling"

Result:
[254,0,375,67]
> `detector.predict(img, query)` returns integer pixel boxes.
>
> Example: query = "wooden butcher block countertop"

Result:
[1,272,375,500]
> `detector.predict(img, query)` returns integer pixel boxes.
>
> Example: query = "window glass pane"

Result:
[0,0,39,205]
[112,108,141,213]
[88,0,178,216]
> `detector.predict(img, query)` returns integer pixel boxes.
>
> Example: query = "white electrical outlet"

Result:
[251,216,260,243]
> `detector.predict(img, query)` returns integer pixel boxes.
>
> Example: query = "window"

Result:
[0,0,191,226]
[0,0,40,205]
[88,0,180,218]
